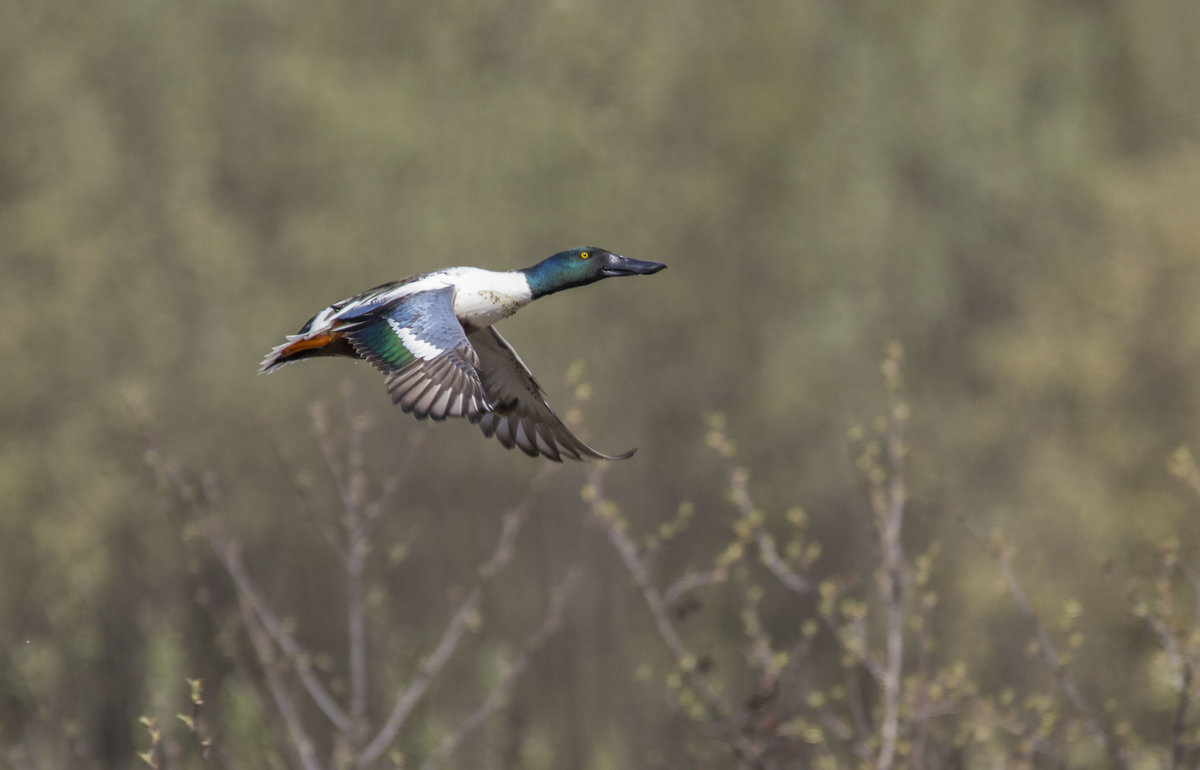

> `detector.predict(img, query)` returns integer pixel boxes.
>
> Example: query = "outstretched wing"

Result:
[468,326,636,461]
[344,286,491,422]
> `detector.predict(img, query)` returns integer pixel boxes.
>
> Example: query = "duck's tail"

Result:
[258,331,357,373]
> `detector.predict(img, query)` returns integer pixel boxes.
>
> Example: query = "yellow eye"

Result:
[580,251,590,259]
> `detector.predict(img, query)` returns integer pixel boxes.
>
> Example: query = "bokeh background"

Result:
[4,1,1200,767]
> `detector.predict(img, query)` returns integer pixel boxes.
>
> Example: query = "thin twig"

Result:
[311,400,360,527]
[844,663,871,751]
[202,510,353,734]
[332,391,371,752]
[347,511,368,752]
[257,415,347,562]
[586,467,723,715]
[874,354,907,770]
[128,397,354,737]
[419,570,581,770]
[725,465,813,595]
[705,416,813,595]
[1152,556,1198,770]
[663,569,728,606]
[909,597,934,770]
[134,388,563,769]
[233,581,324,770]
[845,615,887,683]
[1172,663,1193,770]
[361,431,430,540]
[993,547,1129,769]
[359,464,556,766]
[584,466,761,765]
[364,586,484,766]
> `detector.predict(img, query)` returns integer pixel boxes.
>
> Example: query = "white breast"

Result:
[445,267,534,328]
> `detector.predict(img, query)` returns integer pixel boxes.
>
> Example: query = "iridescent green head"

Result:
[522,247,667,299]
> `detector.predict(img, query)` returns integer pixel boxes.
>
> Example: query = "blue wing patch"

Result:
[344,287,491,421]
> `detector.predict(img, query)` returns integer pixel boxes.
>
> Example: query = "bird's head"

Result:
[523,247,667,299]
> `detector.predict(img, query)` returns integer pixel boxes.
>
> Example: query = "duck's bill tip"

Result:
[602,255,667,277]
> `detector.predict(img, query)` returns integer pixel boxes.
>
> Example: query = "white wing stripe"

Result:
[386,317,443,360]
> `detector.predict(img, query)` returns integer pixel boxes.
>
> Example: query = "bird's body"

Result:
[297,267,534,340]
[260,247,666,461]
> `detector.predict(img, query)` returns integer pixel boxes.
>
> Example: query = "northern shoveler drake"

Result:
[260,247,666,461]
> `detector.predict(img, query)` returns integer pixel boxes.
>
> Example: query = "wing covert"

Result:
[344,286,491,421]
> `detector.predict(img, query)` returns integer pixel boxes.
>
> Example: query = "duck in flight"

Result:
[260,247,666,461]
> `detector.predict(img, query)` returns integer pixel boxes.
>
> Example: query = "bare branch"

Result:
[361,430,430,540]
[1171,662,1193,770]
[310,399,365,528]
[993,545,1129,769]
[128,395,353,737]
[664,569,727,606]
[234,580,324,770]
[724,461,812,595]
[419,570,581,770]
[334,389,372,751]
[346,520,368,751]
[585,467,721,712]
[1134,547,1197,770]
[844,615,887,683]
[909,595,936,770]
[843,663,872,748]
[359,464,556,766]
[364,586,483,767]
[199,506,353,735]
[257,414,347,563]
[132,387,573,769]
[874,344,907,770]
[583,466,763,764]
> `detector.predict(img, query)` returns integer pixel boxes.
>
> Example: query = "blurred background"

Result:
[3,1,1200,767]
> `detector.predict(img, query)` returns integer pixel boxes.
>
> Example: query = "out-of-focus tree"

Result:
[2,0,1199,767]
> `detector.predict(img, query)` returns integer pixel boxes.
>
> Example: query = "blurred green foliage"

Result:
[3,0,1200,767]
